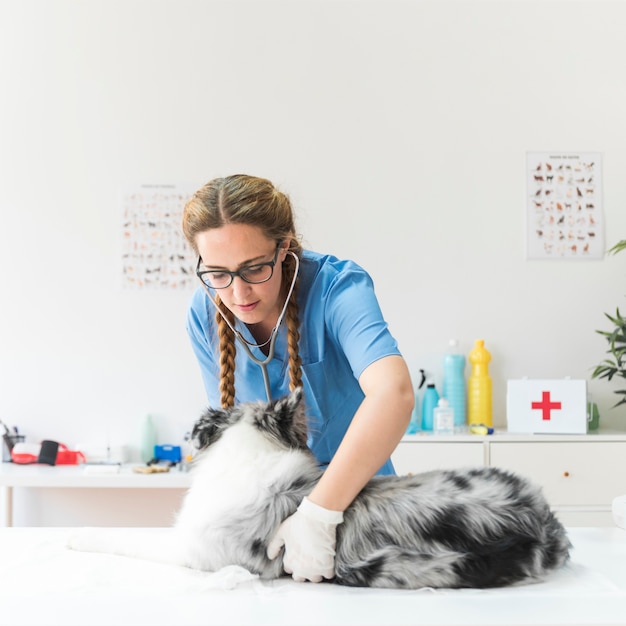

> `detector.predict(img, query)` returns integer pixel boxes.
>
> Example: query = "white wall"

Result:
[2,0,626,524]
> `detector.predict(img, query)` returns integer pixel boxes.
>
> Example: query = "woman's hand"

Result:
[266,496,344,582]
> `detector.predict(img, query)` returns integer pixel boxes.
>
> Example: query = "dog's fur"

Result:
[69,388,570,589]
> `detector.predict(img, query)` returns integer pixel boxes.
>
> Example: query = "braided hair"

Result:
[182,174,303,408]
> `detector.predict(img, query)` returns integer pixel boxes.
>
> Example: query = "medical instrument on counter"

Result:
[1,419,12,462]
[197,250,300,402]
[1,420,25,462]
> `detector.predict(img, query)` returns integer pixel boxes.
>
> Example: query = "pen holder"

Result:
[2,433,25,462]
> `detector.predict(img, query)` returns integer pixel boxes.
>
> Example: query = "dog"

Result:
[69,388,570,589]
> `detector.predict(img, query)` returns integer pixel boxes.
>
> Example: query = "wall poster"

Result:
[526,152,604,260]
[121,183,198,289]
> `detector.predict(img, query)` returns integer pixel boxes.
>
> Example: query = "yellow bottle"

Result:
[467,339,492,427]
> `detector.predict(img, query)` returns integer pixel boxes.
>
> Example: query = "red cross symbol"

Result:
[531,391,562,421]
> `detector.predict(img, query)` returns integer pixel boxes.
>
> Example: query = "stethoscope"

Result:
[199,251,300,402]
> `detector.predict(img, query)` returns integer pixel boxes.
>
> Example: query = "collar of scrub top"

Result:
[197,250,300,402]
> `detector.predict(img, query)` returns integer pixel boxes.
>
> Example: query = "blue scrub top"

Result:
[186,250,401,475]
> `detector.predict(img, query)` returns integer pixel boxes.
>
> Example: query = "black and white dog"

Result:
[69,388,570,589]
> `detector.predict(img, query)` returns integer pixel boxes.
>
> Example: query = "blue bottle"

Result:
[443,340,467,427]
[421,382,440,431]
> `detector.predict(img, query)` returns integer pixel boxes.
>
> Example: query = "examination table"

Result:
[0,526,624,626]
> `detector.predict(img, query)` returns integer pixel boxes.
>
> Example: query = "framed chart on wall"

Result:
[526,152,604,260]
[121,183,198,289]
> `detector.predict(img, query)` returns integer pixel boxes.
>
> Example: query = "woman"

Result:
[182,174,414,583]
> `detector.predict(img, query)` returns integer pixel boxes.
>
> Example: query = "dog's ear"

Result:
[278,386,302,410]
[273,387,308,449]
[191,407,230,451]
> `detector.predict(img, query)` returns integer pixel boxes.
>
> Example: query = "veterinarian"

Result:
[182,174,414,583]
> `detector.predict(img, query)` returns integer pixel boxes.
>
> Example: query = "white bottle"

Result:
[433,398,455,435]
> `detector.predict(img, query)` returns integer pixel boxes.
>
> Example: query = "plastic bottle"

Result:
[433,397,455,435]
[421,381,440,431]
[442,339,467,427]
[140,414,157,463]
[406,369,426,434]
[180,431,194,471]
[467,339,493,427]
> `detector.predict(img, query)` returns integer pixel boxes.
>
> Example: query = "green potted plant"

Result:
[592,240,626,409]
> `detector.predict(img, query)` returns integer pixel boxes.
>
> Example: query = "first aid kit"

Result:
[506,378,588,434]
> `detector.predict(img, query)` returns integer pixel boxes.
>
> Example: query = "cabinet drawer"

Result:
[392,442,485,476]
[489,442,626,507]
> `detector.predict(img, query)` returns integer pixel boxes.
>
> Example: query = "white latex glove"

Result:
[267,496,344,582]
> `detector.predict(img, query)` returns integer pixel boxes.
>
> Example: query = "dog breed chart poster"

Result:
[121,184,198,289]
[526,152,604,260]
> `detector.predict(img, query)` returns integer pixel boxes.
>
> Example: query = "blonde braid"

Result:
[284,255,303,391]
[215,295,237,408]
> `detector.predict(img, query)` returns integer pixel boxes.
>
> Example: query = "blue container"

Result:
[443,352,466,426]
[421,383,440,431]
[406,368,426,434]
[154,444,182,463]
[406,402,420,434]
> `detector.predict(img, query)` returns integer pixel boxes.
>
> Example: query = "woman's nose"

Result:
[231,275,252,298]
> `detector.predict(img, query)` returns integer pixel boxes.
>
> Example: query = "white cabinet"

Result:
[391,441,485,476]
[392,432,626,526]
[490,440,626,526]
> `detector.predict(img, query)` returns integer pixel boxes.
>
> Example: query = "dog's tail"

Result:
[540,509,572,572]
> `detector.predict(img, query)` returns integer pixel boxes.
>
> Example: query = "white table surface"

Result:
[0,526,625,626]
[0,462,192,488]
[0,463,192,526]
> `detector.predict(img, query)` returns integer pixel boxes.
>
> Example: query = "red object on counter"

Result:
[11,442,85,465]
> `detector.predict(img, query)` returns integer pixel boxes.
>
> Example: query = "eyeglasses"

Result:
[196,245,282,289]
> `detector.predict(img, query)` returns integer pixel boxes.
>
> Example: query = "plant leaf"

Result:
[608,240,626,255]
